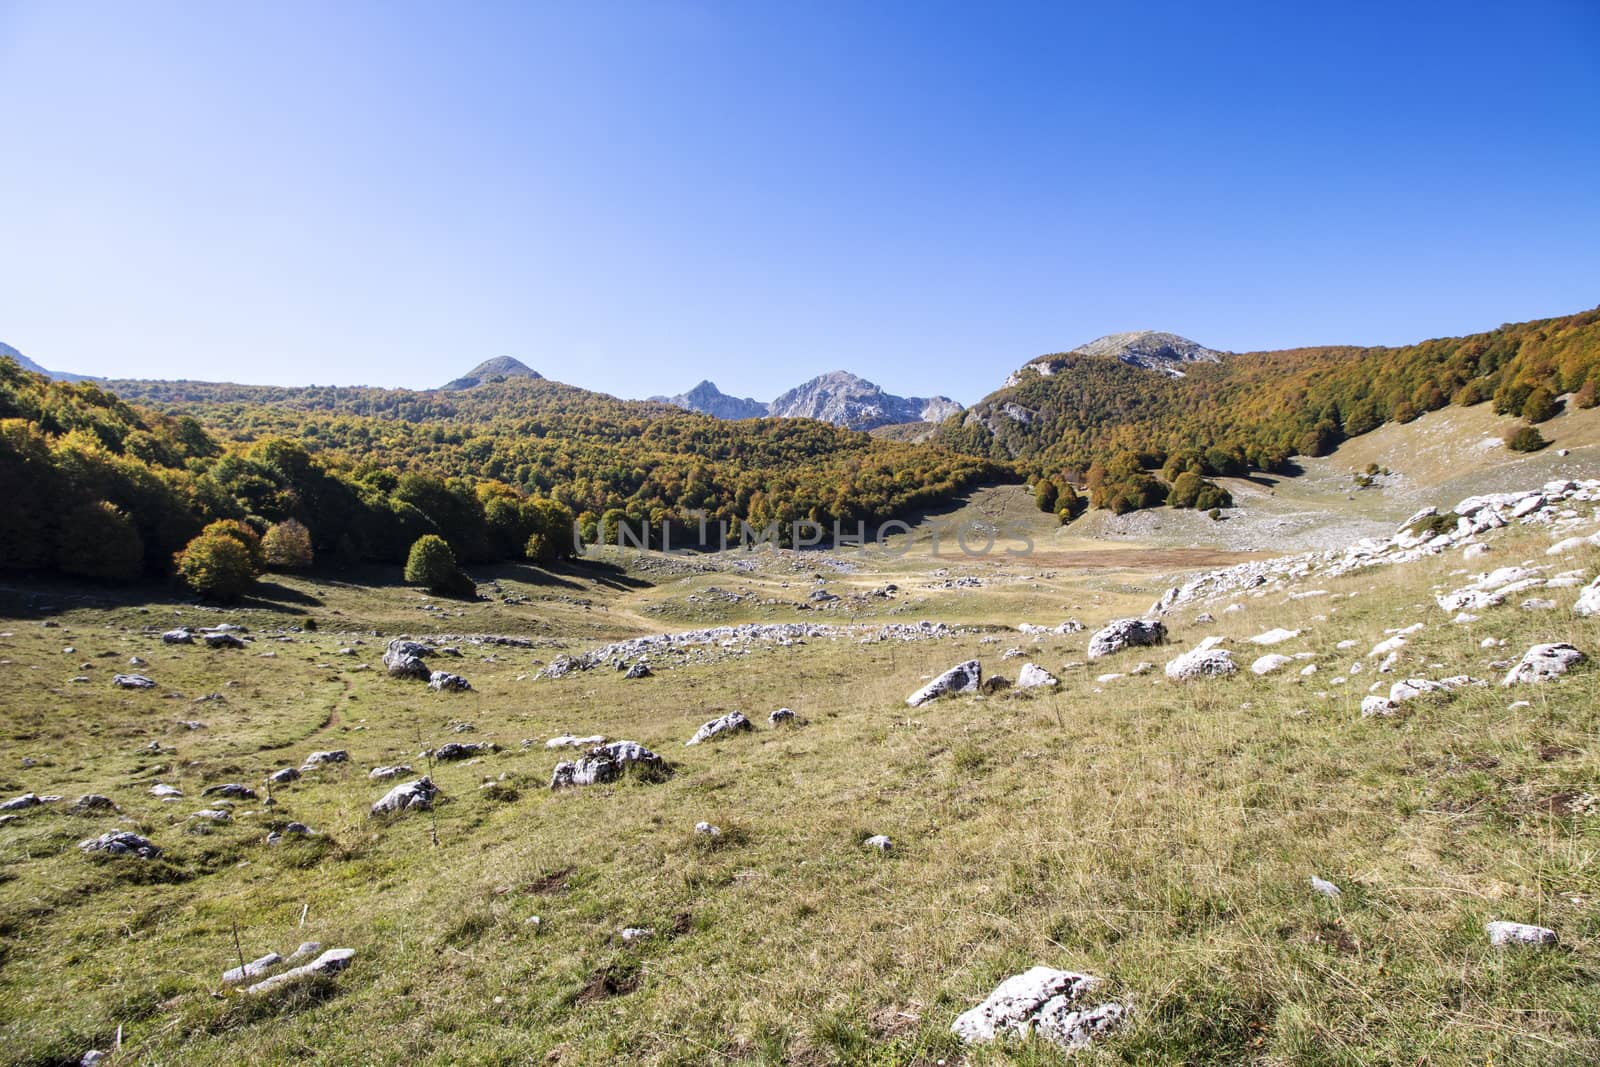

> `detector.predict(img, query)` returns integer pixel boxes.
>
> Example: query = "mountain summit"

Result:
[1006,331,1225,385]
[655,371,963,430]
[768,370,962,430]
[651,380,768,420]
[442,356,543,390]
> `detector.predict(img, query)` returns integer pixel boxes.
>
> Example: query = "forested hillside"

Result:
[940,307,1600,513]
[0,363,1007,586]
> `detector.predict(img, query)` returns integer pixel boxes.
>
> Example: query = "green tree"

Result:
[175,522,263,600]
[261,518,314,570]
[57,501,144,581]
[404,534,474,597]
[1521,386,1559,423]
[1033,478,1058,513]
[1503,424,1549,453]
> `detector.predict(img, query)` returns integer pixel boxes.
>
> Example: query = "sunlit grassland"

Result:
[0,526,1596,1065]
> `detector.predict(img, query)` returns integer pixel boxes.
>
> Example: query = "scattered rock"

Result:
[1502,643,1587,685]
[694,822,721,836]
[769,708,797,726]
[1249,628,1302,646]
[550,741,667,788]
[623,661,653,679]
[113,674,156,689]
[203,632,246,649]
[864,834,892,852]
[428,671,473,692]
[620,927,654,944]
[150,783,183,799]
[223,952,283,985]
[1486,921,1558,947]
[1574,577,1600,618]
[1165,647,1236,680]
[302,750,349,769]
[267,767,301,786]
[383,639,432,680]
[1310,875,1342,898]
[368,765,412,781]
[1251,654,1294,676]
[1016,663,1060,688]
[906,660,981,707]
[1361,695,1397,717]
[1087,618,1167,660]
[1,793,41,812]
[950,966,1126,1051]
[189,808,232,822]
[545,733,607,749]
[68,794,117,814]
[371,777,439,815]
[78,831,160,858]
[202,783,257,800]
[433,741,495,761]
[243,948,355,994]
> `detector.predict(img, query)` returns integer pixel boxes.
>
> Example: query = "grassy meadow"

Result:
[1,495,1597,1066]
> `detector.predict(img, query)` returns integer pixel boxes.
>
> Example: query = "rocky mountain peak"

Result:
[1006,331,1225,386]
[768,371,962,431]
[653,380,768,420]
[442,356,543,391]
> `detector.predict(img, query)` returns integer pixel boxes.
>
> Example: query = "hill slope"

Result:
[942,307,1600,490]
[442,356,544,390]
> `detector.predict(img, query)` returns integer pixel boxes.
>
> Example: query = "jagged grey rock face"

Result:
[1016,663,1060,688]
[78,831,160,859]
[1165,647,1236,680]
[243,948,355,994]
[685,711,753,746]
[1087,618,1167,660]
[906,660,982,707]
[1486,921,1558,947]
[550,741,667,788]
[1502,643,1587,685]
[371,777,438,815]
[427,670,473,692]
[769,371,961,430]
[383,639,432,680]
[950,966,1127,1051]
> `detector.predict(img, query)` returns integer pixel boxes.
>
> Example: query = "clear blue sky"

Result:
[2,1,1597,404]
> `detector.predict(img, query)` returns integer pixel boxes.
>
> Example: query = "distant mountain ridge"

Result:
[0,341,96,382]
[654,370,963,430]
[442,356,543,390]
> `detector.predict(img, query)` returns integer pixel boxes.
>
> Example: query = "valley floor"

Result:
[2,468,1599,1065]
